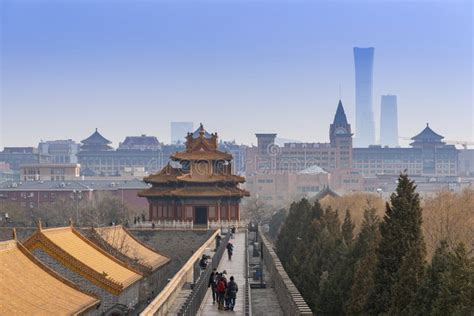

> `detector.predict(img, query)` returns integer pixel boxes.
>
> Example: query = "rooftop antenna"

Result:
[339,84,342,100]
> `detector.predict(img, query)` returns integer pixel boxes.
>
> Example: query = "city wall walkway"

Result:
[198,232,246,315]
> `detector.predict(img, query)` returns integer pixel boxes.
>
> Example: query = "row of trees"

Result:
[276,174,474,315]
[0,192,143,227]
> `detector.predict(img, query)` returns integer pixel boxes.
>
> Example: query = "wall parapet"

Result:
[140,229,219,316]
[258,229,313,316]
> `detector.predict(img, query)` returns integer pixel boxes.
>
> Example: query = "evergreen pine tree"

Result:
[406,240,450,315]
[323,206,341,239]
[432,243,474,315]
[276,198,312,267]
[291,200,326,311]
[346,208,380,314]
[342,209,355,246]
[389,237,426,314]
[368,173,426,314]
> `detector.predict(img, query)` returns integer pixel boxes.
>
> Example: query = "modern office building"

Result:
[353,47,376,147]
[77,129,165,176]
[0,147,40,170]
[246,100,353,174]
[170,122,194,144]
[38,140,80,164]
[353,124,458,177]
[0,179,149,210]
[245,166,330,207]
[20,163,81,181]
[380,95,398,147]
[459,149,474,176]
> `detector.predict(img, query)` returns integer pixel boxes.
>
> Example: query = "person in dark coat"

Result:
[225,276,238,311]
[208,268,217,304]
[226,242,234,260]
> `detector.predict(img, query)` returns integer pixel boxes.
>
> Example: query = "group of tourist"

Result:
[208,269,239,311]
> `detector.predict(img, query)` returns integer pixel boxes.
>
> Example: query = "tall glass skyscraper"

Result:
[353,47,375,147]
[380,95,398,147]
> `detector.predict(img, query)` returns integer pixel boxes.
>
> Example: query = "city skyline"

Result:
[1,0,472,148]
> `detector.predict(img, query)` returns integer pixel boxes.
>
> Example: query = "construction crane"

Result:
[398,136,474,149]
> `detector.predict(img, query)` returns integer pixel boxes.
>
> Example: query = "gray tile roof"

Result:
[0,179,149,191]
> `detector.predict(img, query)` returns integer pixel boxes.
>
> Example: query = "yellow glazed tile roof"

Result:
[0,239,99,315]
[40,227,142,289]
[96,225,170,270]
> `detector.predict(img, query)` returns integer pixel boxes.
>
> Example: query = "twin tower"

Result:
[353,47,398,148]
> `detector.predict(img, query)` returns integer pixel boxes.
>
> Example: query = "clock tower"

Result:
[330,100,353,169]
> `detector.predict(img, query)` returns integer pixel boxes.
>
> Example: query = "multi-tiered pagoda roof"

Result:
[139,124,249,199]
[80,128,113,151]
[410,123,445,147]
[139,124,249,224]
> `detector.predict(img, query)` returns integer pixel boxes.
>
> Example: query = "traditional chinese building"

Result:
[139,124,250,224]
[87,225,170,300]
[0,234,99,315]
[353,123,459,177]
[23,223,143,314]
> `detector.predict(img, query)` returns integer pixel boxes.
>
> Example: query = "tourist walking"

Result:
[225,276,238,311]
[226,242,234,260]
[216,273,227,310]
[208,268,217,304]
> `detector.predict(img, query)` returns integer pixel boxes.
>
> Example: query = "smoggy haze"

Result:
[1,0,472,148]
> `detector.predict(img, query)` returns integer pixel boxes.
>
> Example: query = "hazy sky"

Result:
[1,0,472,148]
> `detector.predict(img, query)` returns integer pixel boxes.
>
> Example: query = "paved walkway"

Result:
[248,232,284,316]
[198,232,246,315]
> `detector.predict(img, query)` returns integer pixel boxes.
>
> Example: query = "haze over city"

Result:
[1,0,472,148]
[1,1,474,315]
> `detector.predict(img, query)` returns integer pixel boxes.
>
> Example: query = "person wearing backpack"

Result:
[216,274,227,310]
[225,276,238,311]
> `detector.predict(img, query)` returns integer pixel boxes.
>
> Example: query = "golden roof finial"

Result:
[38,219,42,231]
[199,123,205,138]
[12,227,17,240]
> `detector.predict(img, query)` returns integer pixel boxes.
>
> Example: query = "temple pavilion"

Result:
[139,124,250,224]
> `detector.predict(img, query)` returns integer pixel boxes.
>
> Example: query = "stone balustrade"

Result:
[133,220,194,229]
[207,219,246,229]
[140,230,219,316]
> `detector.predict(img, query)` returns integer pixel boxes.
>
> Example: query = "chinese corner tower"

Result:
[139,124,250,224]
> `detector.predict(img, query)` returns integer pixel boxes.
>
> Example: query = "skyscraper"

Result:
[380,95,398,147]
[170,122,194,144]
[353,47,376,147]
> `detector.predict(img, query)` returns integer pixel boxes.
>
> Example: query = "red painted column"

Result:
[173,200,177,220]
[148,203,153,221]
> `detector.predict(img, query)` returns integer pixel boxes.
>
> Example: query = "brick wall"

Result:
[258,230,313,316]
[31,248,140,315]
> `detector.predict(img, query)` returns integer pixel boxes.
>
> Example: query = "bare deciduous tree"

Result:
[422,188,474,258]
